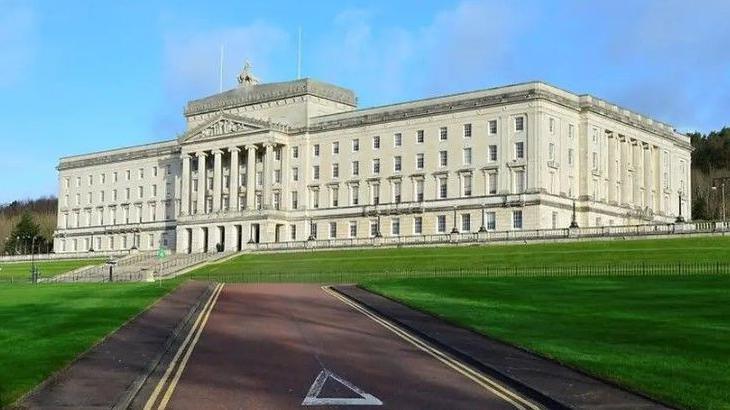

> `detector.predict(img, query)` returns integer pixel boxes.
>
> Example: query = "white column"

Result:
[607,133,616,204]
[280,144,288,210]
[620,136,630,205]
[196,152,207,214]
[263,143,274,209]
[230,147,240,211]
[245,145,257,210]
[644,144,653,210]
[632,141,641,206]
[212,149,223,212]
[181,154,191,215]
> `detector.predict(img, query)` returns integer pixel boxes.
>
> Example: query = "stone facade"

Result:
[54,73,692,254]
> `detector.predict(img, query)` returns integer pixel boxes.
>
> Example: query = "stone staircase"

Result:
[47,251,237,283]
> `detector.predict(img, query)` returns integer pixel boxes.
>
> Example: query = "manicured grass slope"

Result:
[190,236,730,282]
[0,282,178,407]
[0,258,105,281]
[363,276,730,410]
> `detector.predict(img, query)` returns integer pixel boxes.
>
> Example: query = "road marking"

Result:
[302,368,383,406]
[322,286,540,410]
[144,283,225,410]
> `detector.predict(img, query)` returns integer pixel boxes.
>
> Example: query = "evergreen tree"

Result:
[3,212,42,255]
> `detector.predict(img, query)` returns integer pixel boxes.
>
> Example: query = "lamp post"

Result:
[676,191,685,223]
[712,177,729,222]
[451,206,459,234]
[478,204,487,232]
[569,199,579,228]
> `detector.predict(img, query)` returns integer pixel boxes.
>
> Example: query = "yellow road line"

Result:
[144,283,224,410]
[322,286,540,410]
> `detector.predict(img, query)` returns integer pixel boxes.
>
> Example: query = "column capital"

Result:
[182,153,192,159]
[244,144,258,151]
[229,146,241,153]
[263,142,275,149]
[212,149,224,156]
[196,151,207,158]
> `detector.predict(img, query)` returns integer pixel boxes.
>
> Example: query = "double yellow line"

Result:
[322,286,540,410]
[144,283,225,410]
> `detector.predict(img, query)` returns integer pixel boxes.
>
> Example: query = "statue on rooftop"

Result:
[237,60,260,87]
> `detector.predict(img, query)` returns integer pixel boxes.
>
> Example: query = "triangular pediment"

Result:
[180,112,269,143]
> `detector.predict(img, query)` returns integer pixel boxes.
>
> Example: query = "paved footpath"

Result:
[141,284,537,410]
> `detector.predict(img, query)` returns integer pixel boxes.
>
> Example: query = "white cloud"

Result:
[0,1,37,88]
[313,1,524,105]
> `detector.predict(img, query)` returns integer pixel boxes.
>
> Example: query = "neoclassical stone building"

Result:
[54,64,692,253]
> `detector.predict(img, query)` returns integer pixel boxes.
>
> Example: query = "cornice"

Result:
[58,144,180,171]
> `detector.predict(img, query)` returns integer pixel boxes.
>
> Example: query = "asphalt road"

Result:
[149,284,531,409]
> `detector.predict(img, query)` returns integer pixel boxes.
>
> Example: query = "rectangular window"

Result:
[515,116,525,131]
[394,156,402,172]
[373,136,380,149]
[393,181,401,203]
[514,170,525,193]
[372,159,380,174]
[313,144,320,157]
[290,225,297,241]
[416,153,424,169]
[568,124,575,139]
[352,138,359,152]
[439,176,448,199]
[486,212,496,230]
[370,221,378,237]
[515,142,524,159]
[439,126,448,141]
[417,130,424,144]
[548,143,555,161]
[351,185,359,205]
[292,167,299,181]
[331,187,339,207]
[391,218,400,235]
[153,166,158,177]
[513,210,523,229]
[332,163,339,179]
[313,165,320,180]
[291,191,298,209]
[310,222,318,239]
[592,152,598,170]
[549,117,555,133]
[273,192,281,210]
[463,148,472,165]
[352,160,359,176]
[461,214,471,232]
[139,168,144,179]
[394,133,402,147]
[439,151,448,167]
[414,216,423,234]
[463,174,472,196]
[463,123,472,138]
[416,180,424,202]
[349,221,358,238]
[371,183,380,205]
[489,145,498,161]
[152,184,157,197]
[437,215,447,233]
[274,170,281,184]
[88,175,93,186]
[489,120,497,134]
[332,141,339,154]
[312,189,319,208]
[125,170,130,181]
[568,149,574,166]
[292,146,299,158]
[329,222,337,238]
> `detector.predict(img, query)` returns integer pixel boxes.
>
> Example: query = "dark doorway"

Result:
[250,224,260,244]
[202,227,209,252]
[218,226,225,251]
[186,228,192,254]
[236,225,242,251]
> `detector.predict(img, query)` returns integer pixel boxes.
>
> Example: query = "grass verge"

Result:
[0,281,180,407]
[188,236,730,283]
[0,259,105,282]
[362,275,730,410]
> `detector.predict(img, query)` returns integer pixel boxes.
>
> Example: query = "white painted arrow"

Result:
[302,369,383,406]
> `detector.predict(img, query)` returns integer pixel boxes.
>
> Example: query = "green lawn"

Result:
[0,258,105,282]
[0,282,179,407]
[189,236,730,283]
[362,275,730,410]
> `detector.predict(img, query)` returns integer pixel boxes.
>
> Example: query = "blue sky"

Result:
[1,0,729,203]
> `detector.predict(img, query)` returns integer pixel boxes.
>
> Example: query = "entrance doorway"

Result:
[236,225,242,251]
[202,227,209,252]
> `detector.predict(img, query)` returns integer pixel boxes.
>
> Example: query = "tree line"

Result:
[689,127,730,220]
